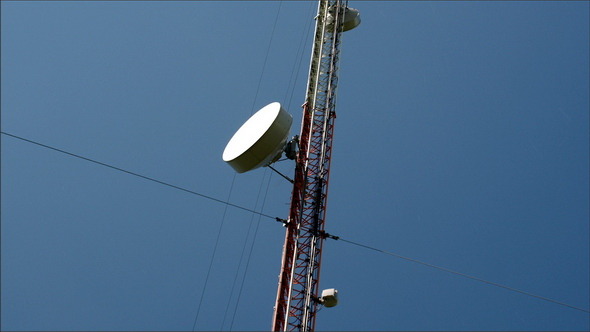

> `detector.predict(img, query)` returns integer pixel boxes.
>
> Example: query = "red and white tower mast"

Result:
[272,1,359,331]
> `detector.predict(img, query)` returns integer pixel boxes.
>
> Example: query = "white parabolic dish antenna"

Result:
[223,102,293,173]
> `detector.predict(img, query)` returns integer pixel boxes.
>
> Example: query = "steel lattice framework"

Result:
[272,1,349,330]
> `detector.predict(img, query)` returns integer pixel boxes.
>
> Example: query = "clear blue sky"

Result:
[2,1,589,331]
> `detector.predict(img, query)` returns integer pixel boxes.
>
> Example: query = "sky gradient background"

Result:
[2,1,589,331]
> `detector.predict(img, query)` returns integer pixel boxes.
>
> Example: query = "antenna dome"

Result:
[223,102,293,173]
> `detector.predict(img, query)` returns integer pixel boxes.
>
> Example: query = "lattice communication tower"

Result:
[271,1,360,331]
[222,1,359,331]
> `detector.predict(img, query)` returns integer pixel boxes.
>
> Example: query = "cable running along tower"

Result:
[271,1,359,331]
[222,1,359,331]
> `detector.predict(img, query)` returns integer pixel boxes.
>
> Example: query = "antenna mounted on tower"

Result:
[223,102,293,173]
